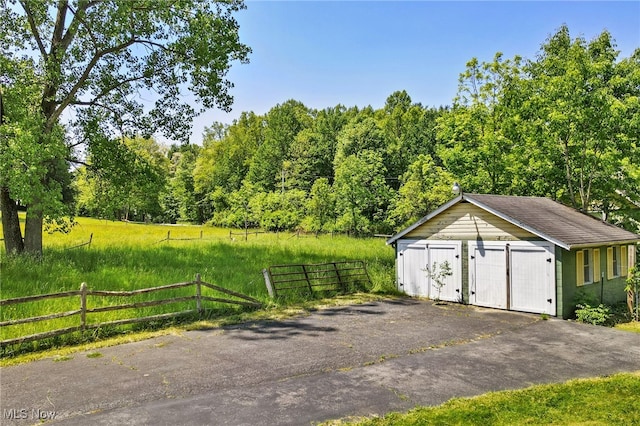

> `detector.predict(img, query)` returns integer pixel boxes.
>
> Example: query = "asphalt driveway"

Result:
[1,299,639,425]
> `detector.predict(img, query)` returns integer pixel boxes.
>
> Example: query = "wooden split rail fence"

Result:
[0,274,261,348]
[263,260,371,298]
[229,230,267,241]
[156,230,204,243]
[65,233,93,250]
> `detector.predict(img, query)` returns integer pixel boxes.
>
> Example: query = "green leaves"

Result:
[387,155,454,229]
[183,26,639,236]
[434,25,639,232]
[334,151,393,235]
[2,0,251,254]
[522,26,638,213]
[76,136,169,221]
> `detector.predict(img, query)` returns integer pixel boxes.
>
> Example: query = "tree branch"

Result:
[48,37,137,129]
[67,140,87,149]
[61,0,100,52]
[19,0,48,58]
[72,100,144,133]
[136,38,175,54]
[51,0,69,49]
[70,74,147,107]
[67,157,93,168]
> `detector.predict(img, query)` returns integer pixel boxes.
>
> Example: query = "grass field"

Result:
[0,216,396,355]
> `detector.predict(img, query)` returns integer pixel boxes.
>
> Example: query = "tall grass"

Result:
[0,217,396,355]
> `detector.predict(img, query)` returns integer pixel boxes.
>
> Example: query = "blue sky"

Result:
[187,1,640,144]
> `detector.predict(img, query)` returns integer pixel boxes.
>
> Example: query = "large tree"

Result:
[76,136,169,221]
[167,143,202,222]
[194,113,264,198]
[0,0,250,255]
[521,26,639,212]
[287,105,350,191]
[333,150,393,235]
[387,154,455,230]
[379,91,445,189]
[246,100,312,191]
[436,53,523,195]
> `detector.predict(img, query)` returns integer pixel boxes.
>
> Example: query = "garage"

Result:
[387,193,639,318]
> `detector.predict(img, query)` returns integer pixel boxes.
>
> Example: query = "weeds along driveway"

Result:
[1,299,640,425]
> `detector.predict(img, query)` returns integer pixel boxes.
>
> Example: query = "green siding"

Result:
[558,245,630,319]
[555,247,564,318]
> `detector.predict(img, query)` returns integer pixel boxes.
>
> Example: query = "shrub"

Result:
[575,303,611,326]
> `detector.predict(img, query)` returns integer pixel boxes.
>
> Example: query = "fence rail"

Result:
[156,230,204,243]
[229,230,267,241]
[263,260,371,297]
[65,233,93,250]
[0,274,262,348]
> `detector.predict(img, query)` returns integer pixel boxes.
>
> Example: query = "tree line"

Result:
[76,26,640,236]
[2,12,639,257]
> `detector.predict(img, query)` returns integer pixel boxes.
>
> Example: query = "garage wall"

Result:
[555,247,565,318]
[559,245,632,319]
[404,202,537,241]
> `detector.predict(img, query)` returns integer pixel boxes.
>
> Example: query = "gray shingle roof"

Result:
[387,193,640,250]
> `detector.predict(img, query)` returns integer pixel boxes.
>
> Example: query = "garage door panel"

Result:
[510,245,554,314]
[471,245,507,309]
[400,244,427,297]
[427,244,461,302]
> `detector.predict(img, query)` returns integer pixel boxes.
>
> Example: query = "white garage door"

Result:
[426,243,462,302]
[469,242,507,309]
[469,241,555,315]
[510,244,555,314]
[397,242,427,297]
[397,241,462,301]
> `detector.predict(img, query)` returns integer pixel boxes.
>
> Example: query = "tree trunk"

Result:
[0,186,24,254]
[23,204,43,256]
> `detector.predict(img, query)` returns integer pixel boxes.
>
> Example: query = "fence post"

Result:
[88,233,93,248]
[167,230,171,242]
[263,269,275,298]
[195,273,203,316]
[80,282,87,330]
[333,263,345,292]
[302,264,313,295]
[200,230,203,240]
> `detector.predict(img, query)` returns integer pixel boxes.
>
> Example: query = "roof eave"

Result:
[567,239,640,251]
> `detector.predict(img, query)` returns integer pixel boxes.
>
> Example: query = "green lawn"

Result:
[615,321,640,333]
[0,217,396,354]
[325,372,640,426]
